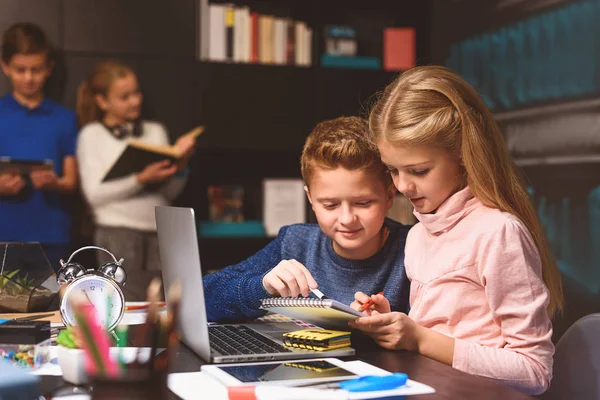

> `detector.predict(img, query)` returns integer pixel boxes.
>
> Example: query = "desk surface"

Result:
[39,339,533,399]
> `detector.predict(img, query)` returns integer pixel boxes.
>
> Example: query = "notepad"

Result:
[283,329,351,352]
[259,297,364,330]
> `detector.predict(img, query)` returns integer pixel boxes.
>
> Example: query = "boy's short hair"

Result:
[1,22,52,64]
[301,116,392,188]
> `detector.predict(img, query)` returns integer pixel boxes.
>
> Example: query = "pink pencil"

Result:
[74,301,119,377]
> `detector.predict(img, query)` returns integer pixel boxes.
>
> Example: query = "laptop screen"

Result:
[155,206,212,362]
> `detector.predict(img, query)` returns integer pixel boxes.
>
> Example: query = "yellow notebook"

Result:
[283,328,351,352]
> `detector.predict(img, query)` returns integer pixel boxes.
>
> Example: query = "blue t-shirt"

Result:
[0,94,78,244]
[204,218,411,322]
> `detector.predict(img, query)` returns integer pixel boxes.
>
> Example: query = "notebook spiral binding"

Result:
[260,297,333,308]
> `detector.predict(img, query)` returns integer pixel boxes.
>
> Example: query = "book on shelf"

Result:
[225,5,235,61]
[204,3,312,67]
[384,27,416,71]
[101,126,204,182]
[324,25,357,56]
[263,178,306,236]
[207,184,244,222]
[208,4,227,62]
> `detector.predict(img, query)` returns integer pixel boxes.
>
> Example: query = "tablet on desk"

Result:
[202,358,359,387]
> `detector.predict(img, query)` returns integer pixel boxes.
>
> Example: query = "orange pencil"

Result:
[125,301,166,311]
[359,291,384,312]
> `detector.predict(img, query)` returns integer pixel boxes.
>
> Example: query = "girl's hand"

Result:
[174,135,196,158]
[350,292,390,315]
[0,173,25,195]
[174,136,196,172]
[262,259,318,298]
[136,159,177,184]
[30,170,59,190]
[349,312,420,351]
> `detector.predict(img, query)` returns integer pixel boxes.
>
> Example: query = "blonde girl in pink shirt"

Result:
[349,66,563,395]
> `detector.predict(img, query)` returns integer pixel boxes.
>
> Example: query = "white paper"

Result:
[168,360,435,399]
[263,179,306,236]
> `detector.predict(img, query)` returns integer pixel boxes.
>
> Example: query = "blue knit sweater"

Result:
[203,218,411,322]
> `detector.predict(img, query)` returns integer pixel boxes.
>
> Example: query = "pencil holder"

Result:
[91,368,168,400]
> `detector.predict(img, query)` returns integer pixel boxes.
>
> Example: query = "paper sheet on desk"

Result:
[168,360,435,399]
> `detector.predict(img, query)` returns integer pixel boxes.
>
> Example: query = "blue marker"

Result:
[312,373,408,392]
[339,373,408,392]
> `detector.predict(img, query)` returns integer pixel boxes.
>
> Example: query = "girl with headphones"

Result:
[75,60,195,300]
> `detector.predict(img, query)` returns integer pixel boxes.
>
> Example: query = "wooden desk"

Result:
[38,339,533,399]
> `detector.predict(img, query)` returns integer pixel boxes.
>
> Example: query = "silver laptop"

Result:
[155,206,355,363]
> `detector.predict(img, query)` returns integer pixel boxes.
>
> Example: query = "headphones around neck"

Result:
[56,245,127,286]
[102,118,142,139]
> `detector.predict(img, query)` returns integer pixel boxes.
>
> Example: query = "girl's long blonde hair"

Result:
[369,65,563,317]
[76,60,135,127]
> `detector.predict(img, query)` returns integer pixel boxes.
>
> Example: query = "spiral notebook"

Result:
[260,297,364,330]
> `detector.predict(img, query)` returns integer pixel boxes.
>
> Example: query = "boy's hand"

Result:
[349,311,420,351]
[263,259,318,298]
[351,292,390,315]
[30,169,59,190]
[136,160,177,184]
[0,173,26,195]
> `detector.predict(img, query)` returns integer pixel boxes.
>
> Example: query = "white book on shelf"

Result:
[295,21,307,66]
[273,18,285,65]
[263,178,306,237]
[208,4,226,62]
[305,26,312,66]
[233,7,246,62]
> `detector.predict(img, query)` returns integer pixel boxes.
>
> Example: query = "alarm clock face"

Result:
[60,274,125,331]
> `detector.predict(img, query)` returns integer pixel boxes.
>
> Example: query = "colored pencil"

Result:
[125,302,166,311]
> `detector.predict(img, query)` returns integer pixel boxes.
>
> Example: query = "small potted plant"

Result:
[56,327,88,385]
[0,242,59,312]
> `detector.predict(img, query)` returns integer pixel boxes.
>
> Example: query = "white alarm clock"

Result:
[56,246,127,331]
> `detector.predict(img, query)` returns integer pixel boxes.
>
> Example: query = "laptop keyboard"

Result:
[209,325,291,355]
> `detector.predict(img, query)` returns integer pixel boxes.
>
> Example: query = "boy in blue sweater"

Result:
[204,116,410,321]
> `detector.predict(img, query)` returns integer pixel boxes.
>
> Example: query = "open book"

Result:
[0,157,54,174]
[102,126,204,182]
[260,297,364,330]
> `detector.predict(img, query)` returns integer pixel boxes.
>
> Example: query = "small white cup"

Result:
[57,346,88,385]
[57,346,154,385]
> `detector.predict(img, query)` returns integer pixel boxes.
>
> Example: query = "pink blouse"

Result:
[406,186,554,395]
